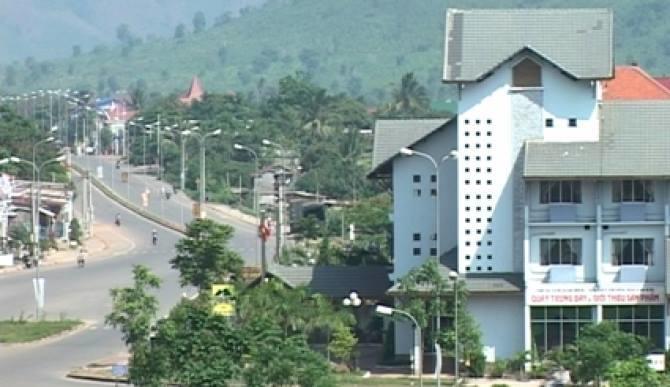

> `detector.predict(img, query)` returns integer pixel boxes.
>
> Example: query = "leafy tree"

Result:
[116,23,132,45]
[384,72,430,117]
[607,358,669,387]
[328,324,358,366]
[170,219,243,290]
[174,23,186,39]
[105,265,161,386]
[398,260,484,374]
[68,218,82,244]
[193,11,206,33]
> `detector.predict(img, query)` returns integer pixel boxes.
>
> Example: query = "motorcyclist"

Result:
[152,229,158,246]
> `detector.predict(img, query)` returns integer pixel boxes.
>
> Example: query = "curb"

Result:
[71,164,186,235]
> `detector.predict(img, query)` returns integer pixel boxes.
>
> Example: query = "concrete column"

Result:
[596,204,603,287]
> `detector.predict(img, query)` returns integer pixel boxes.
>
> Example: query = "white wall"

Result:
[468,294,525,359]
[458,53,599,274]
[391,126,457,279]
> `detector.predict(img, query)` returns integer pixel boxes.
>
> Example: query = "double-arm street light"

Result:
[0,154,67,320]
[187,129,222,218]
[400,147,458,387]
[233,143,259,215]
[262,138,289,256]
[376,305,423,386]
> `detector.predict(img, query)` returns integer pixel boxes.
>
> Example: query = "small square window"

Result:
[465,241,471,246]
[476,119,481,124]
[465,230,471,235]
[464,156,470,161]
[476,156,481,161]
[431,233,437,240]
[476,218,482,223]
[568,118,577,127]
[430,248,437,256]
[430,188,437,196]
[466,266,471,272]
[430,174,436,183]
[476,229,482,235]
[465,255,471,260]
[476,255,481,260]
[465,180,470,185]
[476,168,481,173]
[476,195,481,199]
[465,132,470,136]
[475,144,480,148]
[476,131,481,136]
[476,180,481,185]
[487,241,493,246]
[487,255,492,260]
[476,206,481,211]
[487,156,492,161]
[545,118,554,127]
[487,180,492,185]
[413,248,421,256]
[486,119,492,124]
[465,195,470,199]
[413,189,422,197]
[487,168,492,173]
[477,266,482,271]
[487,194,492,199]
[465,144,470,149]
[465,218,471,223]
[465,206,470,211]
[464,119,470,124]
[476,241,481,246]
[487,229,492,234]
[487,206,492,211]
[486,144,492,148]
[413,174,421,183]
[465,168,470,173]
[487,266,492,271]
[487,218,492,222]
[413,233,421,241]
[486,131,492,136]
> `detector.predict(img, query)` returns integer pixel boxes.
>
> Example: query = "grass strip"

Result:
[0,320,82,343]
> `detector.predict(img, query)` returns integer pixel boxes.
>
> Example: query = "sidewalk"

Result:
[0,222,135,275]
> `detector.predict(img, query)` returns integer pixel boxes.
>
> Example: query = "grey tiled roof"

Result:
[525,101,670,178]
[388,271,523,294]
[267,264,392,300]
[369,119,452,177]
[444,8,613,82]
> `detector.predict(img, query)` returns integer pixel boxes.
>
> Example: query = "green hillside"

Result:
[3,0,670,103]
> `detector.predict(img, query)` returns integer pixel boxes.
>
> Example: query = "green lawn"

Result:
[0,320,82,343]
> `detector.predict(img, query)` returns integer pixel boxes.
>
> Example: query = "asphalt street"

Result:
[0,176,183,386]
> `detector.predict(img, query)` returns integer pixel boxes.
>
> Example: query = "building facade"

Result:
[371,8,670,360]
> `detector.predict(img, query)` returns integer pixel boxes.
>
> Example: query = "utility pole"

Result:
[274,171,285,260]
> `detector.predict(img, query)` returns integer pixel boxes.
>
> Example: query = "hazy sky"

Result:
[0,0,266,63]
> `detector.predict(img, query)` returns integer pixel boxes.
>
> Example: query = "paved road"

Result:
[75,155,266,266]
[0,177,183,386]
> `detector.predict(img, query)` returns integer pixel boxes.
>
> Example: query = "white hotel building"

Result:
[370,8,670,359]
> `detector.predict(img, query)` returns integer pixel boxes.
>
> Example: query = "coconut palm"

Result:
[386,72,430,116]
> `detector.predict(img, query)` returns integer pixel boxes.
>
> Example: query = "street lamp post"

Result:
[400,147,457,387]
[448,271,459,385]
[262,139,288,257]
[186,129,222,218]
[375,305,423,386]
[233,143,261,269]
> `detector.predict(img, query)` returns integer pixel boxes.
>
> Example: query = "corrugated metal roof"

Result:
[444,8,613,82]
[525,100,670,178]
[268,264,392,299]
[388,271,524,294]
[369,119,451,177]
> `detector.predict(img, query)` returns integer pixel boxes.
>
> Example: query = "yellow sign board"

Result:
[211,284,236,316]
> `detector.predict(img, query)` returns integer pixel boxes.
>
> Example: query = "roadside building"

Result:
[370,8,670,361]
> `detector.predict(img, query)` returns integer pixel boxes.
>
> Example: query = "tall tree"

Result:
[174,23,186,39]
[170,219,243,290]
[386,72,430,116]
[193,11,206,33]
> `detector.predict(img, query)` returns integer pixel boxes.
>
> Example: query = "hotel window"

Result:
[612,180,654,202]
[540,181,582,204]
[413,174,421,183]
[531,306,594,353]
[540,238,582,265]
[603,305,664,350]
[611,238,653,265]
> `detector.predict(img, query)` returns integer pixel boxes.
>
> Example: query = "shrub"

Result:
[468,351,486,377]
[489,359,507,378]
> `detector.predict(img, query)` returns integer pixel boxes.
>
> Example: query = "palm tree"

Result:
[387,72,430,116]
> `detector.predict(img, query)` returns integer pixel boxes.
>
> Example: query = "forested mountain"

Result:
[2,0,670,103]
